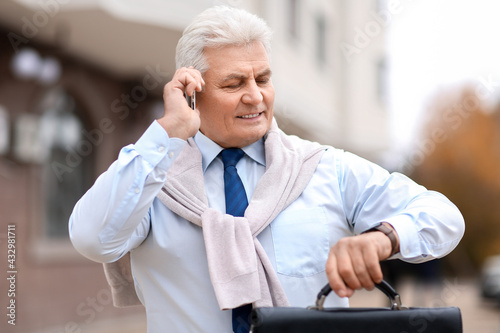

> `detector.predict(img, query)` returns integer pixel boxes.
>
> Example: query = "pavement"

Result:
[349,277,500,333]
[37,277,498,333]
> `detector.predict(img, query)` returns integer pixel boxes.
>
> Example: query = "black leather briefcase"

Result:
[250,280,462,333]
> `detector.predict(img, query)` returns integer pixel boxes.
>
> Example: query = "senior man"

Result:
[69,6,465,333]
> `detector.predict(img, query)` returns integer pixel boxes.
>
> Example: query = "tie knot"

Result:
[220,148,245,168]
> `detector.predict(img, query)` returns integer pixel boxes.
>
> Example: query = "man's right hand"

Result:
[157,66,205,140]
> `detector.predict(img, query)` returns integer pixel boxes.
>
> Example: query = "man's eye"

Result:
[224,83,242,89]
[257,78,270,85]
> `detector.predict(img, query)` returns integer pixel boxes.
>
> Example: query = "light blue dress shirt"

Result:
[69,120,465,333]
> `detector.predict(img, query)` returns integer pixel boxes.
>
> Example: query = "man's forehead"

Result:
[220,67,272,81]
[203,42,271,79]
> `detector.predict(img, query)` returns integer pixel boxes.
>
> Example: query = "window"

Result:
[287,0,300,39]
[14,87,96,261]
[315,14,327,65]
[377,57,388,105]
[0,106,9,154]
[14,88,95,244]
[36,88,94,239]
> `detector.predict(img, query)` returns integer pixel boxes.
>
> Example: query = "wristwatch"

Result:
[363,223,399,257]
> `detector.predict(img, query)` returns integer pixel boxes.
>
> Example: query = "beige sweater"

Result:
[103,120,326,309]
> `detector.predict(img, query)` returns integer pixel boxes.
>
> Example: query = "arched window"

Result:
[39,88,94,238]
[15,87,94,245]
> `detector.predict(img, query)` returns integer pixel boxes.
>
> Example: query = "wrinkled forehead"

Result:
[202,42,271,79]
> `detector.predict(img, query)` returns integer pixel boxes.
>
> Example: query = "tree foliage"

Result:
[409,87,500,274]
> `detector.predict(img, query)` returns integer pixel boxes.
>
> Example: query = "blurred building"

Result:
[259,0,390,158]
[0,0,389,332]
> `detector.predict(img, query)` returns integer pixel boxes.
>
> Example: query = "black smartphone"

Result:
[185,91,196,110]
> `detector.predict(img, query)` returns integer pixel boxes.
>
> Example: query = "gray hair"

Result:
[175,6,272,74]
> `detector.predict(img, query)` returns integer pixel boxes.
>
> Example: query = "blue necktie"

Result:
[220,148,252,333]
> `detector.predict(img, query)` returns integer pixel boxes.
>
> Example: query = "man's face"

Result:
[197,41,275,148]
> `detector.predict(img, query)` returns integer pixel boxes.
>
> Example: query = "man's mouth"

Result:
[238,112,263,119]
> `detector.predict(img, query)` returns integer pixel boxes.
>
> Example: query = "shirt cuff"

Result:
[135,120,186,170]
[382,214,423,259]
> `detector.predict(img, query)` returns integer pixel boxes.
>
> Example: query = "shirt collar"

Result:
[193,131,266,172]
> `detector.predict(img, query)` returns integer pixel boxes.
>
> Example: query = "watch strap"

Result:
[363,223,399,257]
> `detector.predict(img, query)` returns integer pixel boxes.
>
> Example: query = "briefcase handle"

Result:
[313,280,408,311]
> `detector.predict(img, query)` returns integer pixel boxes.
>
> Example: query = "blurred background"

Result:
[0,0,500,332]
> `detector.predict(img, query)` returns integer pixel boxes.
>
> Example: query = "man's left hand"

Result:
[325,223,399,298]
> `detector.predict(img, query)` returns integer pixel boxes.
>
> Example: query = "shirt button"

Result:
[158,146,165,153]
[134,188,140,194]
[168,151,175,159]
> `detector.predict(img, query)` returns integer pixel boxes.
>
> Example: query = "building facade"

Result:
[0,0,389,332]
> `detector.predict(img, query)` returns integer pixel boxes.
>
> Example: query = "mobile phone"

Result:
[185,90,196,110]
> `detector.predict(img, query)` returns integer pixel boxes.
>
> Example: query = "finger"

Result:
[325,253,346,297]
[333,238,364,292]
[348,235,385,290]
[187,67,205,87]
[363,245,384,285]
[181,67,205,92]
[338,253,363,293]
[171,68,199,92]
[326,247,354,298]
[350,248,374,290]
[180,72,198,94]
[184,80,199,97]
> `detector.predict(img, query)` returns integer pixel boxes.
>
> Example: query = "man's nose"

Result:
[241,81,264,105]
